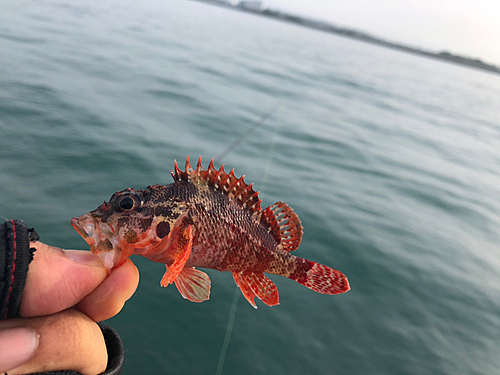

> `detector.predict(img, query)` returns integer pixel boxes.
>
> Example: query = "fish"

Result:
[71,156,349,308]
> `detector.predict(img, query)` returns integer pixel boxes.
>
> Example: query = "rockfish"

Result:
[71,156,349,308]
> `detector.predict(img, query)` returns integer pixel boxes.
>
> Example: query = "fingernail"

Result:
[0,327,39,372]
[64,250,103,266]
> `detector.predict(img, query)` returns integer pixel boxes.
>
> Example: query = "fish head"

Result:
[71,187,158,271]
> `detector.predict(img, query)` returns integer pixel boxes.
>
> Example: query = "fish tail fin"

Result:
[289,259,350,295]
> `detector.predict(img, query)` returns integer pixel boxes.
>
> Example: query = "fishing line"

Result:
[214,103,282,164]
[215,287,240,375]
[214,105,283,375]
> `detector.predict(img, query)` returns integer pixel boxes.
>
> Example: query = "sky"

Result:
[266,0,500,66]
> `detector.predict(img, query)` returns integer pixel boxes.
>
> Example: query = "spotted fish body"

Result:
[71,156,349,307]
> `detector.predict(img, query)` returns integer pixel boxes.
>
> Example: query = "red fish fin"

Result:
[171,156,263,215]
[160,225,193,287]
[291,260,350,295]
[174,267,211,302]
[232,272,257,309]
[261,202,303,252]
[233,272,280,308]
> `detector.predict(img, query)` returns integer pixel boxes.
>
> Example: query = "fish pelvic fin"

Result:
[261,201,303,252]
[160,224,193,287]
[290,259,350,295]
[174,267,211,303]
[233,272,279,309]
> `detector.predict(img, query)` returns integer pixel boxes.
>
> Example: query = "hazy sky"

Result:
[266,0,500,66]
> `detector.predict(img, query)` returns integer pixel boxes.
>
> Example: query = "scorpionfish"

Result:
[71,156,349,308]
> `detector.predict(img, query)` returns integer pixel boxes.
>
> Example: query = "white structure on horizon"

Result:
[238,1,266,11]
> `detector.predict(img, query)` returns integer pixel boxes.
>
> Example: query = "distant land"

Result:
[191,0,500,76]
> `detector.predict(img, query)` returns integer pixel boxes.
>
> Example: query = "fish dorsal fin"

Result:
[260,202,303,252]
[171,156,262,214]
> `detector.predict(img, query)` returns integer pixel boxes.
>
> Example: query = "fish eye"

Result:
[115,194,141,212]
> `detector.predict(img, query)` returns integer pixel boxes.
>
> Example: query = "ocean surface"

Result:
[1,1,500,374]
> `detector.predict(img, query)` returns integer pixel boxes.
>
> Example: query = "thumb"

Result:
[20,242,107,317]
[1,309,108,375]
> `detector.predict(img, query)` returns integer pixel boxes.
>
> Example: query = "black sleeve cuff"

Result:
[97,323,125,375]
[0,219,34,319]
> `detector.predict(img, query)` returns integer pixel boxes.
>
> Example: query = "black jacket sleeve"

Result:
[0,220,125,375]
[0,219,33,319]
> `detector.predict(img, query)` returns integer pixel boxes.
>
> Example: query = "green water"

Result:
[1,1,500,374]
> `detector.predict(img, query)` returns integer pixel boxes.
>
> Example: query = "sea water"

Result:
[1,1,500,374]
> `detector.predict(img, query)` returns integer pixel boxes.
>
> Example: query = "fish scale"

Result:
[71,156,350,308]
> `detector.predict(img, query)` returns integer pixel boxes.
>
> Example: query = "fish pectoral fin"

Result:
[174,267,211,302]
[233,272,280,308]
[160,224,193,287]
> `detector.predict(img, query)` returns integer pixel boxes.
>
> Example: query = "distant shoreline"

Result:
[191,0,500,76]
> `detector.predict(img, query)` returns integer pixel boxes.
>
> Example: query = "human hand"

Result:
[0,241,139,375]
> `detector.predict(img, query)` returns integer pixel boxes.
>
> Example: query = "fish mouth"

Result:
[71,216,121,271]
[97,249,121,271]
[71,217,96,251]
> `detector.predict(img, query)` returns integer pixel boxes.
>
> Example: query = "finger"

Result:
[0,327,38,373]
[20,242,107,317]
[77,258,139,322]
[0,309,107,375]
